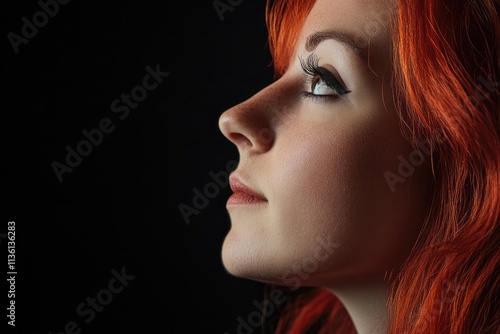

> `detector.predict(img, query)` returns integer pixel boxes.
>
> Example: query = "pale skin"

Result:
[218,0,431,333]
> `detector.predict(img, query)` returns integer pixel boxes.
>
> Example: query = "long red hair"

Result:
[263,0,500,333]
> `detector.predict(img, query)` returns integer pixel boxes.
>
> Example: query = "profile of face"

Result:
[218,0,431,289]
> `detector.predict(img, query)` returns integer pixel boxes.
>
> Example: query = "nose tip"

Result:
[218,109,236,141]
[217,100,275,153]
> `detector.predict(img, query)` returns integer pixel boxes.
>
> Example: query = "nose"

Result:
[218,86,277,154]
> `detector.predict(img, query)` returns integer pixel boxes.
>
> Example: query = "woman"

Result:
[218,0,499,333]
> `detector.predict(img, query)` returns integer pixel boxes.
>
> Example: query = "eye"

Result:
[299,54,351,101]
[310,75,337,96]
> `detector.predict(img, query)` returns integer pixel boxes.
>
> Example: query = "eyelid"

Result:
[299,53,351,97]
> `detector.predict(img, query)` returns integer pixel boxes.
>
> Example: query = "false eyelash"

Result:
[299,53,322,77]
[298,53,351,98]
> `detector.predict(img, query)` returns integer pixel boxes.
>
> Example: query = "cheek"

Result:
[271,123,372,269]
[269,114,421,282]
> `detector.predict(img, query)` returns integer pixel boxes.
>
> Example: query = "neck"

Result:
[328,280,390,334]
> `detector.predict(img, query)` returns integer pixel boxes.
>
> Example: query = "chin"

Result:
[221,233,282,283]
[221,234,258,278]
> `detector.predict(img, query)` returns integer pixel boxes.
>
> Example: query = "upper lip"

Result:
[229,174,267,201]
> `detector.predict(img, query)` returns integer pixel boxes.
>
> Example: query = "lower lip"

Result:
[226,192,267,207]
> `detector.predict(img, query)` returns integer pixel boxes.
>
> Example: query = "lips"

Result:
[227,174,268,207]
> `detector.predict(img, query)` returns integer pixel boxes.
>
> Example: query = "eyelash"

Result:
[299,53,351,101]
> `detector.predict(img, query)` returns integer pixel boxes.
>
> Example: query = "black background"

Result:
[3,0,276,333]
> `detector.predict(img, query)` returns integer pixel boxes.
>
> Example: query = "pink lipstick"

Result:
[227,175,267,207]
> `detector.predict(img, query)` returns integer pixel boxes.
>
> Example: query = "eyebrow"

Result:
[305,30,366,62]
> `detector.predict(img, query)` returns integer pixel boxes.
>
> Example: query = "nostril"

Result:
[228,132,252,148]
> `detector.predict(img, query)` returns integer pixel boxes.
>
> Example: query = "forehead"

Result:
[296,0,394,70]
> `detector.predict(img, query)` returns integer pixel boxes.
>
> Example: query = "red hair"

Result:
[263,0,500,333]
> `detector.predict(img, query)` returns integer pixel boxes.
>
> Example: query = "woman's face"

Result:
[218,0,430,288]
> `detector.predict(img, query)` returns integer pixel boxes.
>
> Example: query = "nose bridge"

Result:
[218,81,281,152]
